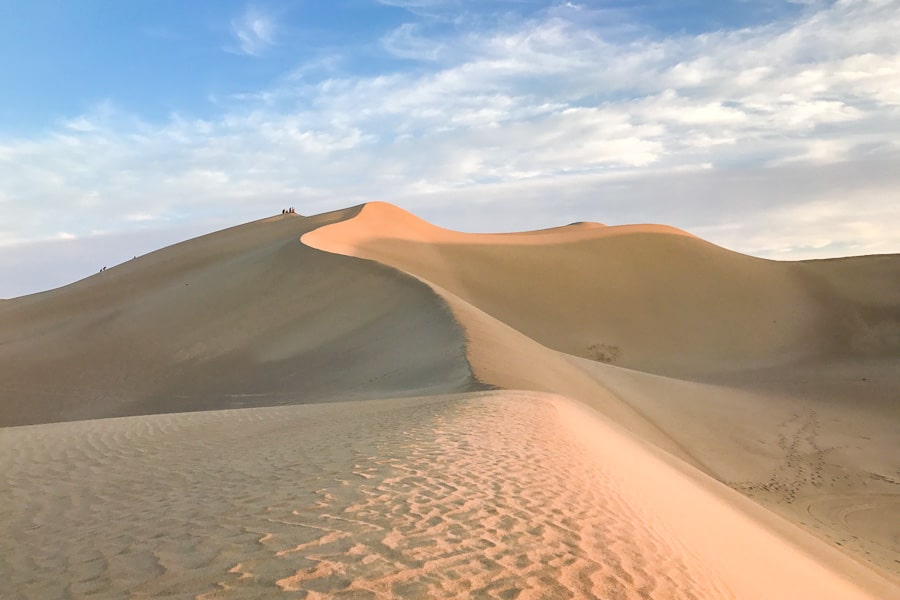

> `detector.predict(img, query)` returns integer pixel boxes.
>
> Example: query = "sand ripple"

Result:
[269,395,731,599]
[1,392,730,598]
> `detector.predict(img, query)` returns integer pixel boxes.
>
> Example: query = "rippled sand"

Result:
[3,391,887,599]
[0,392,729,599]
[3,203,897,598]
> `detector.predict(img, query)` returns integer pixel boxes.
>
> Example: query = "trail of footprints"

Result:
[0,393,731,599]
[732,409,826,504]
[727,407,899,575]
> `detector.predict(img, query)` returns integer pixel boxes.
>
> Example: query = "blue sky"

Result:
[1,0,899,297]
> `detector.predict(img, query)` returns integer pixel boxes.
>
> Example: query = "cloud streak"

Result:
[230,5,276,56]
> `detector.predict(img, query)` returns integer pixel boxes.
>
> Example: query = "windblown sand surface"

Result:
[303,202,844,375]
[2,201,898,598]
[1,391,889,599]
[304,202,900,583]
[0,208,475,427]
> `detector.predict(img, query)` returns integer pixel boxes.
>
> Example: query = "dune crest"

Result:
[303,200,695,248]
[303,201,854,375]
[304,201,900,587]
[0,207,478,426]
[3,202,897,598]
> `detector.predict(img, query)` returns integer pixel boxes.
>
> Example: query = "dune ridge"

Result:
[0,208,479,426]
[2,201,897,598]
[302,202,869,376]
[303,201,900,587]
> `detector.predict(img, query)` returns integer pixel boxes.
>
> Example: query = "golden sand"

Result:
[1,202,897,598]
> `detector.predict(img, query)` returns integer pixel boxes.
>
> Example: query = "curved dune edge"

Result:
[301,202,850,376]
[302,200,696,247]
[552,393,896,599]
[302,202,898,597]
[0,207,480,426]
[413,276,900,591]
[303,204,698,463]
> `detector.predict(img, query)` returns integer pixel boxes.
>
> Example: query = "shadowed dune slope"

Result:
[0,208,477,427]
[303,201,900,581]
[573,355,900,578]
[303,201,900,376]
[2,201,898,597]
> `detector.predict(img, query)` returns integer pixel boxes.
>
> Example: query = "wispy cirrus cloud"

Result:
[229,5,276,56]
[381,23,447,61]
[376,0,460,17]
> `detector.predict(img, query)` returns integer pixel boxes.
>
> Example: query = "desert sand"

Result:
[0,207,475,427]
[1,202,897,598]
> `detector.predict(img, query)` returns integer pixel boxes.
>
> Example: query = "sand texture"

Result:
[0,208,476,427]
[2,201,898,598]
[304,202,900,587]
[303,202,900,375]
[3,392,889,599]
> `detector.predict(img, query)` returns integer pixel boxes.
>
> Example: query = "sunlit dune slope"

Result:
[1,201,897,597]
[2,391,892,599]
[303,201,900,582]
[303,201,899,375]
[0,208,476,426]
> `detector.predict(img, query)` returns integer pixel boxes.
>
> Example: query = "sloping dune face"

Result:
[0,208,476,426]
[1,392,890,600]
[303,202,898,375]
[303,201,900,583]
[3,202,897,598]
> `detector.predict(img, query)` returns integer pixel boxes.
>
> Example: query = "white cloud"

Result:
[376,0,458,18]
[64,117,96,132]
[125,212,160,222]
[381,23,447,61]
[230,5,276,56]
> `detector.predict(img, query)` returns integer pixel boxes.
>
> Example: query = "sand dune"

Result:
[2,201,898,598]
[304,201,900,586]
[1,391,890,599]
[575,356,900,577]
[303,201,898,376]
[0,208,476,426]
